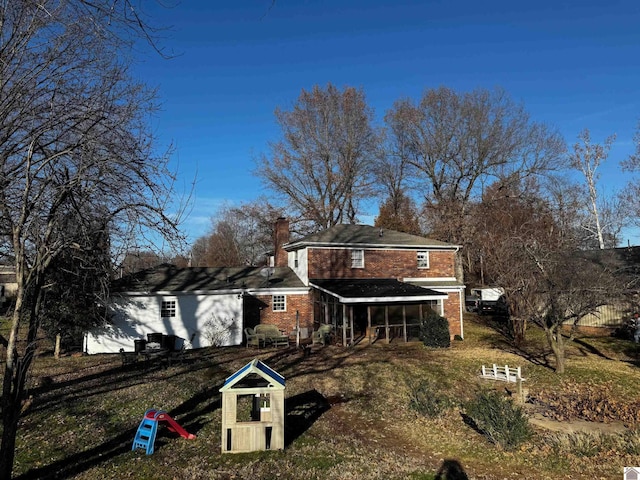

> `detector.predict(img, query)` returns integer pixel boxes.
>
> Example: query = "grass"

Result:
[1,315,639,479]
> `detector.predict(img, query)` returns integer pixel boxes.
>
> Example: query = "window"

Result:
[294,250,299,268]
[351,249,364,268]
[272,294,286,312]
[160,300,176,318]
[417,251,429,269]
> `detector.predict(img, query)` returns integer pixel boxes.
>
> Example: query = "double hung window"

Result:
[417,251,429,269]
[351,249,364,268]
[272,295,286,312]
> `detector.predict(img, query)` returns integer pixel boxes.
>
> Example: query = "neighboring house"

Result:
[571,246,640,329]
[86,219,465,353]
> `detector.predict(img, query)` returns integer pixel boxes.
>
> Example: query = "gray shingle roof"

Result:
[285,224,456,250]
[112,264,306,293]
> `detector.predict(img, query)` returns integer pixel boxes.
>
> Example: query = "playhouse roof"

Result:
[219,359,285,392]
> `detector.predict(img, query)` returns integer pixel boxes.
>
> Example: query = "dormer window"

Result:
[417,251,429,269]
[351,249,364,268]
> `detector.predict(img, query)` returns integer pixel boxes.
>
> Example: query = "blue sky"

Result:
[133,0,640,244]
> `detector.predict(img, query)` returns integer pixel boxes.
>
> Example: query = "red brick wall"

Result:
[443,292,462,338]
[307,248,456,279]
[255,293,314,334]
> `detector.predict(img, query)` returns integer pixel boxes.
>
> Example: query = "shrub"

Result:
[419,309,450,348]
[464,390,532,449]
[408,379,454,419]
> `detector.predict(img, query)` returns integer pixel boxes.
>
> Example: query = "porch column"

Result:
[342,304,347,347]
[324,296,330,325]
[403,305,407,342]
[367,306,373,344]
[385,306,389,344]
[349,306,354,346]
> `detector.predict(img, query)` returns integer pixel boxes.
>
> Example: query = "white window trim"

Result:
[417,251,430,269]
[351,249,364,268]
[272,294,286,312]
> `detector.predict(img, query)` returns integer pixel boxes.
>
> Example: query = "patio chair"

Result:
[245,327,265,348]
[311,324,333,346]
[119,348,138,367]
[169,343,187,366]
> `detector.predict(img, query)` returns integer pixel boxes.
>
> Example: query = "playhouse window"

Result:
[258,393,271,411]
[272,295,286,312]
[160,300,176,318]
[236,394,259,422]
[235,393,271,422]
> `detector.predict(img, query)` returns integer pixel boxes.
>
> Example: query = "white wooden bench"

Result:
[480,364,524,383]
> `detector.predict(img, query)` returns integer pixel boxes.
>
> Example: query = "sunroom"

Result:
[310,278,449,346]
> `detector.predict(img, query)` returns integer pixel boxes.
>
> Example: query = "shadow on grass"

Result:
[572,337,614,361]
[284,389,330,447]
[14,342,396,479]
[480,316,554,370]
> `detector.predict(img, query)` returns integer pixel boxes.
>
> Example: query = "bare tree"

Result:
[191,199,284,267]
[374,192,422,235]
[0,2,183,477]
[256,83,379,231]
[475,177,618,371]
[385,87,565,245]
[473,177,554,343]
[619,122,640,233]
[569,129,617,249]
[374,107,414,209]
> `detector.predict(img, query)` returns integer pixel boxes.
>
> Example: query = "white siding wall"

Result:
[85,293,243,354]
[289,248,309,285]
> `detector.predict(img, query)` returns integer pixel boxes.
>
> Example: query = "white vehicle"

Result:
[470,287,507,315]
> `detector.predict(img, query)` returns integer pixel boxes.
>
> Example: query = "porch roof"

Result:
[310,278,448,304]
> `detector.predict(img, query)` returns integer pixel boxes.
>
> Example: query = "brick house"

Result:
[85,220,464,353]
[274,218,464,345]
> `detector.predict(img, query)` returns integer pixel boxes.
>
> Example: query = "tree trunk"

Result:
[511,316,527,346]
[0,268,43,479]
[0,355,28,479]
[54,333,61,360]
[546,325,566,374]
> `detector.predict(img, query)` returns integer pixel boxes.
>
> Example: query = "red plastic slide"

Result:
[144,409,196,440]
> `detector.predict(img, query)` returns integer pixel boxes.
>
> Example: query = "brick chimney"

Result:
[274,217,290,268]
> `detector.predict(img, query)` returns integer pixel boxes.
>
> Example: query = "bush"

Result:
[464,390,532,449]
[419,309,450,348]
[408,379,454,419]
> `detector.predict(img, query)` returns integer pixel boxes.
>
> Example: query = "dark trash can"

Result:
[134,339,147,352]
[147,333,163,344]
[162,334,177,351]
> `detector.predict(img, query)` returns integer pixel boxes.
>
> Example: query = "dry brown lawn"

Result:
[4,315,640,479]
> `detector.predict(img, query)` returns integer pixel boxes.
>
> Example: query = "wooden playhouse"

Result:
[219,359,285,453]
